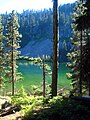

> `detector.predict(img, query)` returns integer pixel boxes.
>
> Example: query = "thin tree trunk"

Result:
[88,75,90,96]
[52,0,58,97]
[79,30,83,96]
[87,34,90,96]
[11,32,14,96]
[42,57,45,97]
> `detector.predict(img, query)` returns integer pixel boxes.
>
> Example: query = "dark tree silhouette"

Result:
[52,0,58,96]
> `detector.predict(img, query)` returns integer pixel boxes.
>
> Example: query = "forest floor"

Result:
[1,95,90,120]
[0,111,23,120]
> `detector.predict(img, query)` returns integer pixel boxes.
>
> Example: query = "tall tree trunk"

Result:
[88,67,90,96]
[11,33,14,96]
[42,57,45,97]
[88,74,90,96]
[87,34,90,96]
[78,1,83,95]
[79,30,83,96]
[6,11,21,96]
[52,0,58,97]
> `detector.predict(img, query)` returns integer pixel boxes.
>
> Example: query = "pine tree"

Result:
[0,16,6,90]
[67,1,87,96]
[75,0,90,96]
[6,10,22,96]
[81,34,90,95]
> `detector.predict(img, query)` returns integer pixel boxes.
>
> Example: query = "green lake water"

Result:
[16,61,71,90]
[5,61,71,93]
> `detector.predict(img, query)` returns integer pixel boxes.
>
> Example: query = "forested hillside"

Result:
[1,3,75,61]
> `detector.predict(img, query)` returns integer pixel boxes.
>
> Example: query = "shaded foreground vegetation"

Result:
[10,94,90,120]
[1,88,90,120]
[23,97,90,120]
[0,87,90,120]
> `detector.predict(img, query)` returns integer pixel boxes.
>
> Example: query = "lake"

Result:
[16,61,71,90]
[4,61,71,94]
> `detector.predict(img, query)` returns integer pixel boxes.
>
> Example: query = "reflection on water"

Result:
[16,60,70,90]
[4,61,71,94]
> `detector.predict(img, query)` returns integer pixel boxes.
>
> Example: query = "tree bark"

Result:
[79,30,83,96]
[87,34,90,96]
[11,27,14,96]
[52,0,58,97]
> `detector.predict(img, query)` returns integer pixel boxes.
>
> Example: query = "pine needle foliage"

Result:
[6,10,22,95]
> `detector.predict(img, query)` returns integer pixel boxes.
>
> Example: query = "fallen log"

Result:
[0,105,21,117]
[70,96,90,102]
[1,101,12,109]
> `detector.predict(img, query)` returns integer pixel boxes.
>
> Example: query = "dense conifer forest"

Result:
[0,3,76,96]
[1,4,75,62]
[0,0,90,120]
[1,3,74,48]
[0,3,75,62]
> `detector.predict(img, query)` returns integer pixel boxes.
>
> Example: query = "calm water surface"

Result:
[16,60,71,90]
[5,60,71,93]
